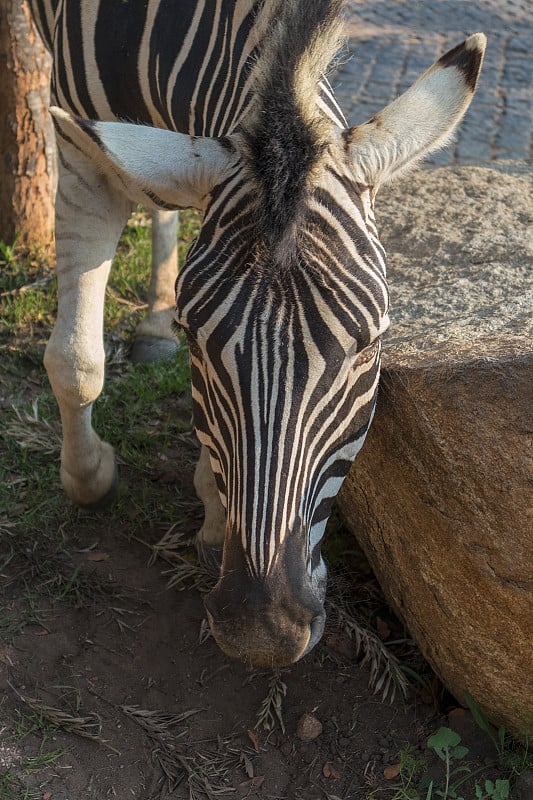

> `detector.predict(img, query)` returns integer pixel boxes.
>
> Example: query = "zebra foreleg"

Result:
[194,446,226,567]
[131,209,179,363]
[44,143,132,508]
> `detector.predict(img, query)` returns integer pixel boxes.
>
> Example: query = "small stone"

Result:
[384,764,401,780]
[296,713,323,742]
[323,762,341,780]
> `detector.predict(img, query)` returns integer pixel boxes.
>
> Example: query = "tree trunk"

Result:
[0,0,56,248]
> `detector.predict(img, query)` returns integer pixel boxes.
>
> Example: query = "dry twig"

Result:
[152,523,217,594]
[9,684,119,754]
[326,579,410,702]
[255,670,287,734]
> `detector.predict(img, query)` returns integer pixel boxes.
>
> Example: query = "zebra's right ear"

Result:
[50,107,239,210]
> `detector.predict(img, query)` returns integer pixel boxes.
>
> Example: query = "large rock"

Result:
[338,165,533,738]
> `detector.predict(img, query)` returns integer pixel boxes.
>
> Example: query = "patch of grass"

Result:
[326,574,410,703]
[0,769,40,800]
[386,718,532,800]
[0,232,23,265]
[0,211,200,631]
[12,689,115,755]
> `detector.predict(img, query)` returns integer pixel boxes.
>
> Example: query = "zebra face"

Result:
[176,171,389,667]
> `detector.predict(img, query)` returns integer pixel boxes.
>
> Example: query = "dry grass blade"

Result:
[198,617,212,645]
[120,705,197,792]
[120,705,200,739]
[4,399,61,454]
[326,587,410,702]
[255,670,287,734]
[0,517,17,536]
[10,685,118,753]
[187,747,246,798]
[152,523,217,594]
[120,704,239,798]
[0,274,53,298]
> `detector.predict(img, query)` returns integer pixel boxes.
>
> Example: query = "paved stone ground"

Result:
[334,0,532,165]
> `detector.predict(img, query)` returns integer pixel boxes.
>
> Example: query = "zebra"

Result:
[29,0,485,667]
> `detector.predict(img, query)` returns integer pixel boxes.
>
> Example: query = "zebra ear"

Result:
[342,33,486,187]
[49,107,238,210]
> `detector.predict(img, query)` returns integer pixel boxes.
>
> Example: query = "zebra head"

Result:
[51,11,485,666]
[174,142,389,665]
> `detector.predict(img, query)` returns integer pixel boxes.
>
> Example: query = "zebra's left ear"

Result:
[50,107,238,210]
[341,33,486,188]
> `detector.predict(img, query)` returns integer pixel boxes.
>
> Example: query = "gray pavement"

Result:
[334,0,532,165]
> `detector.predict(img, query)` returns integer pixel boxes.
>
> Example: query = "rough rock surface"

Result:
[338,165,533,738]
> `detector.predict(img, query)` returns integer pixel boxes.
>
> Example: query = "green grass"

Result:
[385,721,532,800]
[0,769,40,800]
[0,210,200,604]
[2,211,532,800]
[0,209,202,797]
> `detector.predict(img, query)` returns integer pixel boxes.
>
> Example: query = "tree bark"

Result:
[0,0,56,248]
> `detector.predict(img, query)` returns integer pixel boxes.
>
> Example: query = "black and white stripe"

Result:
[176,155,389,577]
[33,0,389,586]
[30,0,485,665]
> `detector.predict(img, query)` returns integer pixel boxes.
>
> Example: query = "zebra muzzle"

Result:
[204,583,325,667]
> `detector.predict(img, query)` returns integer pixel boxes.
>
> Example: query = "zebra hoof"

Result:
[130,337,178,364]
[79,463,119,511]
[196,540,223,575]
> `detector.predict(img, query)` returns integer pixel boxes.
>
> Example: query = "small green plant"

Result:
[464,692,533,790]
[423,727,473,799]
[389,727,507,800]
[474,780,510,800]
[0,233,22,265]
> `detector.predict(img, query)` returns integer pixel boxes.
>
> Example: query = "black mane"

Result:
[241,0,345,246]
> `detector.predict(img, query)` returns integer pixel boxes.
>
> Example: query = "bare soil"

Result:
[1,439,497,800]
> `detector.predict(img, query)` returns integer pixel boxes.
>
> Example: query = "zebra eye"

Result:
[351,338,381,366]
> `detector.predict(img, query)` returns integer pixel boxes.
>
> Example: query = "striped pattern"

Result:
[32,0,345,136]
[31,0,389,586]
[177,160,389,577]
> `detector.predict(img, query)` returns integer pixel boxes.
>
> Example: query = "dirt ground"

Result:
[1,438,500,800]
[4,164,530,796]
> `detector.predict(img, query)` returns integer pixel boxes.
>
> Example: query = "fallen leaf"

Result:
[242,752,254,778]
[86,552,110,562]
[247,728,260,751]
[43,793,52,800]
[383,764,401,780]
